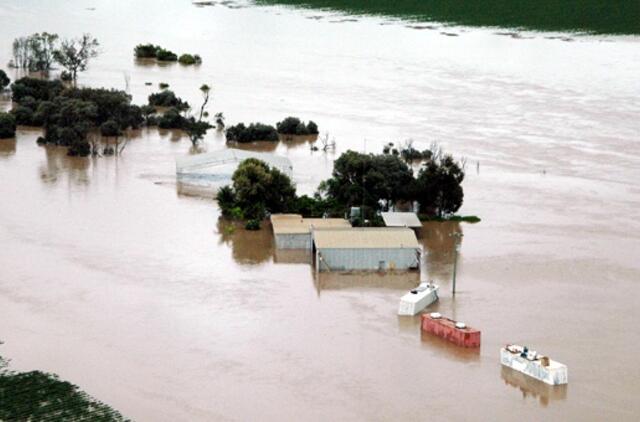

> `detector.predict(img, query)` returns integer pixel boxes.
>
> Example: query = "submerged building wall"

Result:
[315,248,420,272]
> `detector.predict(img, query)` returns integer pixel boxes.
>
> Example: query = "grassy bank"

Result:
[256,0,640,34]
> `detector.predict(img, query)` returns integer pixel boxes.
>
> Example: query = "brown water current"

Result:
[1,1,640,421]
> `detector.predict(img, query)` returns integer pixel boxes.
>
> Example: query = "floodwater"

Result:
[1,0,640,421]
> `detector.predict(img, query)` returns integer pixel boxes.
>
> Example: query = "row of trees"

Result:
[134,44,202,65]
[217,147,465,228]
[11,33,99,81]
[225,116,320,143]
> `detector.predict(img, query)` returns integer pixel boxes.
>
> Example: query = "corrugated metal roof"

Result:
[313,228,419,249]
[381,212,422,228]
[271,214,351,234]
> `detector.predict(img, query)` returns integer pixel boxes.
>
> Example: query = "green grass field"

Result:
[256,0,639,34]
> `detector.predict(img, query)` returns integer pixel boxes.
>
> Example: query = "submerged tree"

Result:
[53,34,100,82]
[415,150,465,217]
[10,33,59,73]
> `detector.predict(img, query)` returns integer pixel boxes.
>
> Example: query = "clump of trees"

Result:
[10,32,99,81]
[217,147,466,226]
[276,116,319,136]
[0,113,16,139]
[225,122,279,143]
[134,44,201,65]
[9,77,142,156]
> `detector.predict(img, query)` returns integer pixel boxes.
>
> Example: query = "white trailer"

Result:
[500,345,568,386]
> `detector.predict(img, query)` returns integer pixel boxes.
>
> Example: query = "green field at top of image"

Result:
[256,0,640,34]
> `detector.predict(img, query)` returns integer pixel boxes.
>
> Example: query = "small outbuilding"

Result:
[381,212,422,229]
[313,228,420,272]
[270,214,351,249]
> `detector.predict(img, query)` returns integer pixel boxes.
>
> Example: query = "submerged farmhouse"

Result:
[313,228,420,272]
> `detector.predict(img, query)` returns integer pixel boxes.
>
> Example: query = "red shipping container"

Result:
[421,314,481,348]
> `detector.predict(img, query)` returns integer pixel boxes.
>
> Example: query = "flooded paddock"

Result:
[0,0,639,421]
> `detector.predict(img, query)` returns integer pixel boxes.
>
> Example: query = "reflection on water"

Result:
[501,366,568,406]
[216,219,274,264]
[0,138,16,157]
[273,248,313,264]
[420,221,463,283]
[419,330,481,362]
[38,146,90,186]
[314,271,419,292]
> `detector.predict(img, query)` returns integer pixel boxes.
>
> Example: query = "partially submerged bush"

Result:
[10,105,36,125]
[134,43,160,58]
[155,48,178,62]
[158,107,186,129]
[148,90,188,110]
[225,122,278,143]
[245,219,261,230]
[0,70,10,90]
[178,54,202,65]
[276,116,319,135]
[0,113,17,138]
[159,82,169,89]
[11,77,64,103]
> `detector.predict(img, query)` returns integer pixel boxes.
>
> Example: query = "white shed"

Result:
[381,212,422,229]
[313,228,420,272]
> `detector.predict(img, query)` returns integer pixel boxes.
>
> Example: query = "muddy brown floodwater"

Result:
[1,1,640,421]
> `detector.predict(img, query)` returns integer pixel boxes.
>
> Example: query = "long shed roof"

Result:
[313,228,419,249]
[271,214,351,235]
[381,212,422,228]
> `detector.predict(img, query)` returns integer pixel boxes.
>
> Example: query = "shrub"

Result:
[0,69,10,90]
[158,107,186,129]
[155,48,177,61]
[100,120,122,137]
[178,54,201,65]
[10,105,35,125]
[67,139,91,156]
[225,122,278,143]
[159,82,169,89]
[134,44,160,58]
[11,77,63,103]
[148,90,188,110]
[245,219,261,230]
[0,112,17,138]
[276,116,319,135]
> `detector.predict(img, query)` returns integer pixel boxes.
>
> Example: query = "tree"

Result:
[320,150,414,215]
[100,120,125,155]
[183,117,211,147]
[415,153,465,217]
[0,70,9,90]
[222,158,297,220]
[11,33,59,72]
[53,34,99,82]
[0,113,16,139]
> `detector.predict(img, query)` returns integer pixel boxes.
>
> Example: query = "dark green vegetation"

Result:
[178,53,202,65]
[134,44,202,65]
[225,122,279,142]
[256,0,640,34]
[218,159,297,220]
[11,32,99,80]
[0,113,17,139]
[276,116,319,136]
[148,90,189,110]
[0,353,127,421]
[0,69,10,89]
[219,147,466,224]
[420,214,481,223]
[10,77,143,156]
